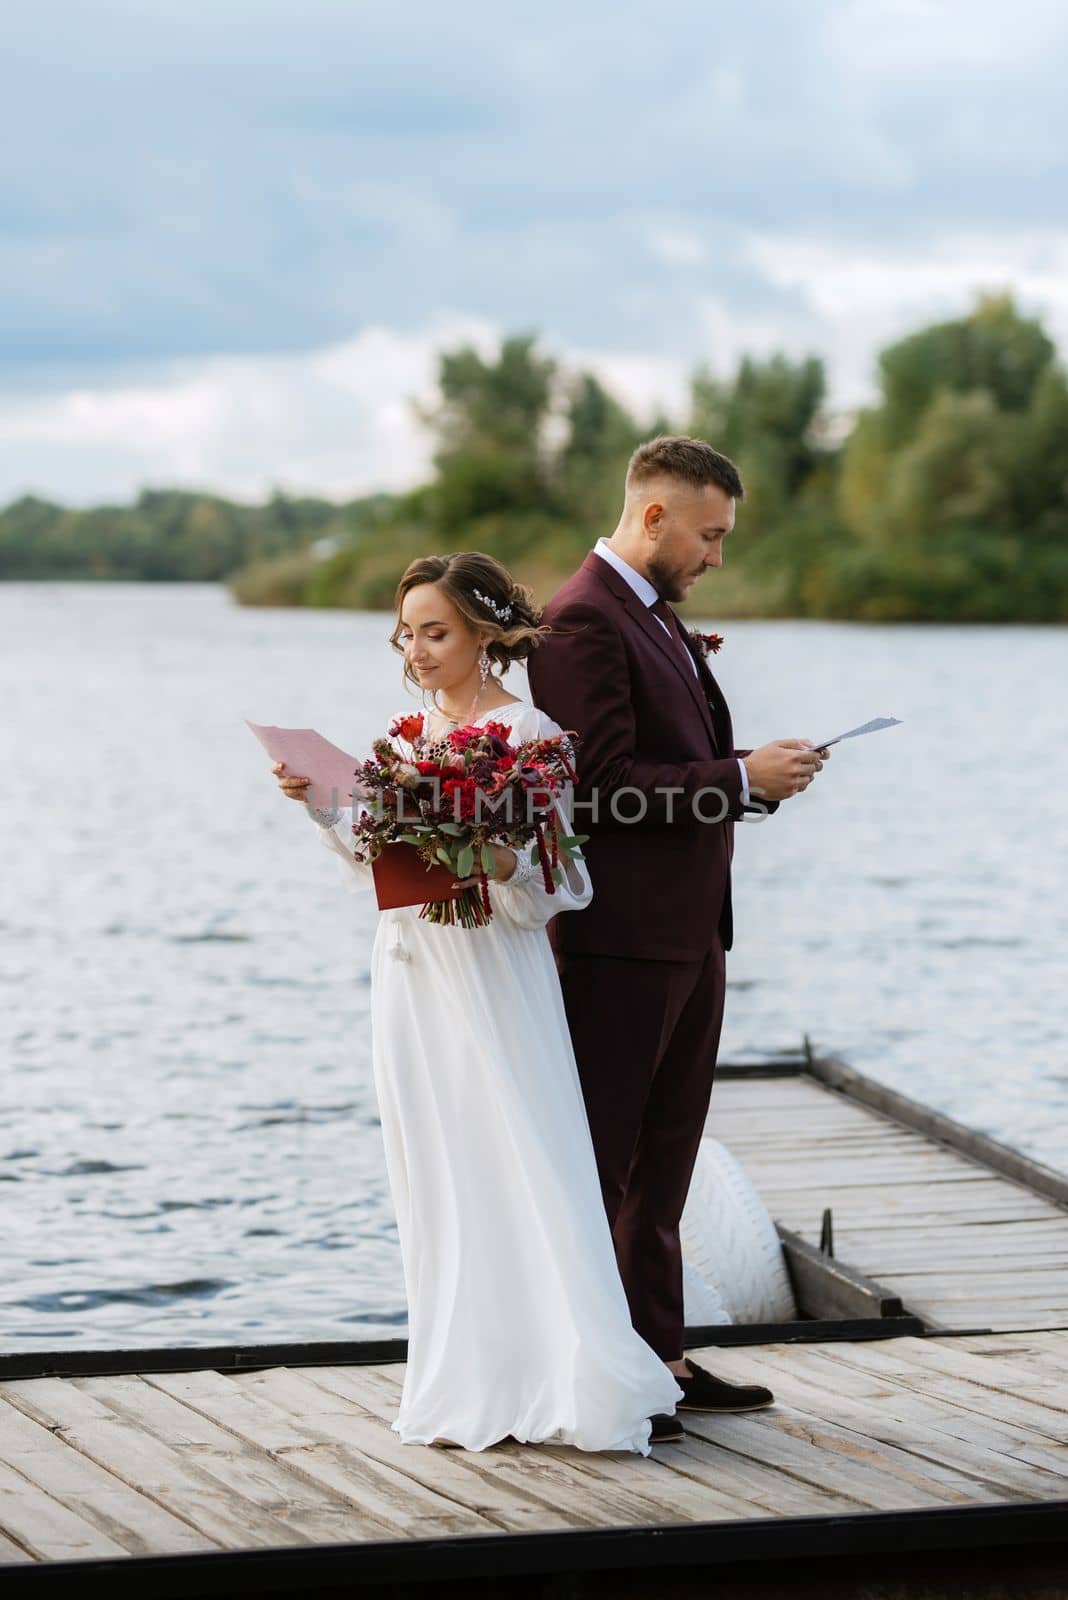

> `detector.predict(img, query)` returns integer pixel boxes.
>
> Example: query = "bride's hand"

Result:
[272,760,312,802]
[456,843,517,888]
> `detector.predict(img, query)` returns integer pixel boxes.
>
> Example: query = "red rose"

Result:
[447,725,482,752]
[443,777,478,819]
[389,712,425,741]
[482,720,513,743]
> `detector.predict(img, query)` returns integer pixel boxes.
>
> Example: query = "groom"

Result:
[528,434,827,1440]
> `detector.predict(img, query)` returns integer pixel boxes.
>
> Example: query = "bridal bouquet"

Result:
[349,712,587,928]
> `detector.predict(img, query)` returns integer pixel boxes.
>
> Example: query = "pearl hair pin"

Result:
[473,588,514,622]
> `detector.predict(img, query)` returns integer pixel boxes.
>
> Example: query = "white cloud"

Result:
[826,0,1068,77]
[0,315,498,505]
[736,228,1068,405]
[642,227,708,268]
[5,222,1068,507]
[0,316,696,505]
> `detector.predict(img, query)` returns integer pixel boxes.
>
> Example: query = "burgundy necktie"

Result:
[650,597,721,749]
[648,598,697,676]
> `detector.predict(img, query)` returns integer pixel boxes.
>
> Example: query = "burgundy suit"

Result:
[527,550,775,1359]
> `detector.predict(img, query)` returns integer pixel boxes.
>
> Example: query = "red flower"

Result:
[416,760,465,779]
[482,720,513,743]
[389,712,424,741]
[495,753,516,771]
[442,777,479,819]
[689,629,724,657]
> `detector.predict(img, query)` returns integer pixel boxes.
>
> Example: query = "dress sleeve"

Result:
[488,706,593,931]
[305,803,375,896]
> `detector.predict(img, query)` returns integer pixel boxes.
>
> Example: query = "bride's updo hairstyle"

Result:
[390,552,550,693]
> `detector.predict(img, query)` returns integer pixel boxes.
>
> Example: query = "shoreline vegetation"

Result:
[4,294,1067,622]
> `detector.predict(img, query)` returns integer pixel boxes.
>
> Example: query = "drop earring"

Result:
[478,644,490,692]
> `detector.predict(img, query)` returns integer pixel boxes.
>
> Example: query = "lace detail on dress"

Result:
[507,847,540,887]
[306,802,342,829]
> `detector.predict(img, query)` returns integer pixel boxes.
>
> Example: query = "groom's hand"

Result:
[743,740,828,800]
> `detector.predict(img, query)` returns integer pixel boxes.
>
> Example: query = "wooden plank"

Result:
[1,1376,366,1550]
[635,1433,873,1519]
[873,1272,1068,1294]
[336,1354,912,1522]
[719,1123,922,1140]
[286,1365,763,1526]
[820,1228,1068,1261]
[762,1190,1054,1220]
[697,1344,1068,1500]
[815,1211,1067,1234]
[897,1336,1068,1404]
[151,1367,582,1535]
[275,1364,716,1531]
[677,1407,979,1512]
[951,1333,1068,1373]
[87,1373,485,1543]
[0,1526,33,1564]
[777,1228,904,1319]
[817,1341,1068,1440]
[716,1065,1068,1327]
[0,1457,130,1562]
[0,1397,215,1557]
[909,1311,1068,1335]
[753,1174,1042,1199]
[804,1054,1068,1211]
[748,1341,1068,1482]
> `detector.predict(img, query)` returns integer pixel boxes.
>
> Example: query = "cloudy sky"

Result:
[2,0,1066,504]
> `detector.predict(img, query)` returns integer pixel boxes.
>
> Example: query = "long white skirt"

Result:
[370,904,684,1455]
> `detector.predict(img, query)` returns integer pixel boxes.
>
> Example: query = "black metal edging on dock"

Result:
[3,1500,1067,1598]
[0,1315,926,1383]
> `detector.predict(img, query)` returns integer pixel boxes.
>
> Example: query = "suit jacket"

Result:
[527,550,775,961]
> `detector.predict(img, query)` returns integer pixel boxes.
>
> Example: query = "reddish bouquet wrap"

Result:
[349,712,587,928]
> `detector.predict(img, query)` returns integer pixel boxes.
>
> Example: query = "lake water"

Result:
[3,582,1066,1349]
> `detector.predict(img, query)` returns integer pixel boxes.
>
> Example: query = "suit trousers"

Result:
[556,937,727,1362]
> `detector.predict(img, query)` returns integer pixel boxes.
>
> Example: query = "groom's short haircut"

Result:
[626,434,745,500]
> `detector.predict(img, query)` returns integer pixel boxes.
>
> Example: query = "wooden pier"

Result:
[2,1053,1067,1597]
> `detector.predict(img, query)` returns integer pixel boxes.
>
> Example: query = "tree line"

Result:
[4,293,1066,621]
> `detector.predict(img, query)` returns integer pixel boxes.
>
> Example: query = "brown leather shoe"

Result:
[648,1412,685,1442]
[676,1357,774,1412]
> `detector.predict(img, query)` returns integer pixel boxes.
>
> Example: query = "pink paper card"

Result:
[246,721,361,810]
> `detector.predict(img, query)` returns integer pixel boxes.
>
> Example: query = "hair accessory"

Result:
[473,588,514,622]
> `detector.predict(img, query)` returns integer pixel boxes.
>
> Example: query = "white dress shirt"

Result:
[593,538,750,804]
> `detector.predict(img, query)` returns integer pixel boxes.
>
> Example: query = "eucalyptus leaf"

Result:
[435,847,453,867]
[480,843,495,875]
[457,844,474,878]
[438,822,464,836]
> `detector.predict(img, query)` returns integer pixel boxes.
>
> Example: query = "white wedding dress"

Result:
[306,698,683,1454]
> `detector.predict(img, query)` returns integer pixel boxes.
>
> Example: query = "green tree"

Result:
[419,334,558,534]
[690,353,828,540]
[877,292,1055,450]
[556,371,642,529]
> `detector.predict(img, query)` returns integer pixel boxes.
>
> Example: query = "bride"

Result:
[271,551,683,1454]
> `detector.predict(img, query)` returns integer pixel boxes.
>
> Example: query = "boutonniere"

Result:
[688,629,724,658]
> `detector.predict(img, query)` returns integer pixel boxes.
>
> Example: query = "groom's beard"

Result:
[648,555,703,604]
